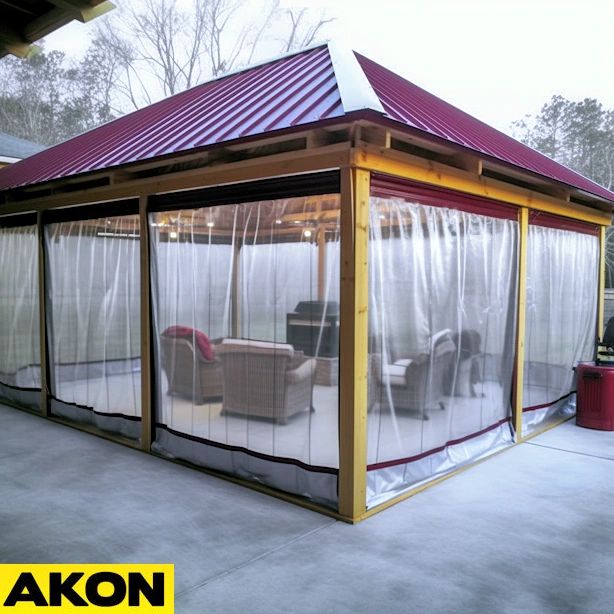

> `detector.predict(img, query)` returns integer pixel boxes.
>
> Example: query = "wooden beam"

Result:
[139,195,153,451]
[0,143,352,215]
[47,1,114,22]
[598,225,606,338]
[36,212,49,416]
[352,145,612,226]
[0,22,31,58]
[449,153,482,175]
[356,124,391,149]
[338,167,369,520]
[231,239,242,338]
[317,226,327,301]
[512,207,529,441]
[24,2,113,42]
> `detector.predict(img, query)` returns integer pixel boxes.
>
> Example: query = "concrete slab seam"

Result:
[526,441,614,462]
[174,520,338,601]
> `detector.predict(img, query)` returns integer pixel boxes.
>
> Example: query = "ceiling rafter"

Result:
[0,0,114,58]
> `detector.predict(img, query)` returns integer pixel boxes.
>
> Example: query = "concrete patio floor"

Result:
[1,403,613,613]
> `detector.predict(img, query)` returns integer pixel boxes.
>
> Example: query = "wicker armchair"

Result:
[160,334,223,405]
[216,339,316,424]
[373,329,456,420]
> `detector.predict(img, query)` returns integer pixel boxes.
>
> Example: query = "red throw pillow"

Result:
[163,325,214,361]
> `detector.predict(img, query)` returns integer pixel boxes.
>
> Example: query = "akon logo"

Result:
[0,564,174,612]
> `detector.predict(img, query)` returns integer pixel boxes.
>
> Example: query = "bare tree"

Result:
[93,0,334,110]
[282,7,335,53]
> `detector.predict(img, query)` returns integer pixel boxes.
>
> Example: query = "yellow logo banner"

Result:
[0,564,174,613]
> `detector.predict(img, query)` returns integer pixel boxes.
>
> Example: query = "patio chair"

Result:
[160,329,223,404]
[216,339,316,424]
[373,329,456,420]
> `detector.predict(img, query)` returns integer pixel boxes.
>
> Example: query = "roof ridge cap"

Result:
[327,42,385,114]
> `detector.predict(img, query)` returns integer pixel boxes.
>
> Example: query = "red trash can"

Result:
[576,362,614,431]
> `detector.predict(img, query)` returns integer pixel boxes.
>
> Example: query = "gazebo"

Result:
[0,44,611,522]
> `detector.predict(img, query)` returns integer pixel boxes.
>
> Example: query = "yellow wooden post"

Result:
[513,207,529,441]
[338,167,369,521]
[36,212,49,416]
[598,225,606,338]
[139,195,153,451]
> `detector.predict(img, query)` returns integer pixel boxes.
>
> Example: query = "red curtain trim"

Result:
[528,211,599,236]
[366,416,511,472]
[370,173,519,220]
[522,391,575,413]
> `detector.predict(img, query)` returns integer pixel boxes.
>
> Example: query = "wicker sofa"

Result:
[216,339,316,424]
[160,333,223,404]
[372,329,456,420]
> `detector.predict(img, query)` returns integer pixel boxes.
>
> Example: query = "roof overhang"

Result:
[0,0,114,59]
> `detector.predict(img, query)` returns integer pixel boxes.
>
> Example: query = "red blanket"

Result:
[163,326,214,361]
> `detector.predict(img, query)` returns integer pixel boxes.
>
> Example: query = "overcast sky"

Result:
[44,0,614,134]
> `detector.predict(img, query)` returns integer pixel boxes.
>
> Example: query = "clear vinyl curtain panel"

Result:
[150,195,341,508]
[0,224,40,409]
[367,197,518,508]
[522,224,598,433]
[45,216,141,438]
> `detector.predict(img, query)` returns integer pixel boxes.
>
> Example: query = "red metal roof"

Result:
[0,45,343,191]
[356,52,614,202]
[1,43,613,205]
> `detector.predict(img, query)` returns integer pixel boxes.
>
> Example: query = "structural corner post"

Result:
[139,195,153,451]
[598,225,606,338]
[338,167,369,521]
[36,212,49,416]
[513,207,529,441]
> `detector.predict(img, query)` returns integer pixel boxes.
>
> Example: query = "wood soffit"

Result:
[0,0,114,59]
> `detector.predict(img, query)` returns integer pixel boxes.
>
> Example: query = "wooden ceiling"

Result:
[0,0,113,58]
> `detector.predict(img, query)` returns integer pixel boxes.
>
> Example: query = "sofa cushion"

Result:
[380,362,411,386]
[218,338,294,358]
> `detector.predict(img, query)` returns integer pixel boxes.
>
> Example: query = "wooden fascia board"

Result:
[351,144,613,226]
[357,116,613,213]
[0,143,352,215]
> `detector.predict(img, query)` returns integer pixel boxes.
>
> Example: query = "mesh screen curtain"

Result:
[45,215,141,438]
[522,223,599,433]
[367,196,518,508]
[0,223,40,409]
[150,195,341,508]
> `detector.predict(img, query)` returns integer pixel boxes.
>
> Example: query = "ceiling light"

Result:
[170,231,178,239]
[207,222,215,228]
[303,229,312,238]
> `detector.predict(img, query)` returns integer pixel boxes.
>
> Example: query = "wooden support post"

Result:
[512,207,529,441]
[598,225,606,338]
[317,225,327,301]
[338,167,369,521]
[36,212,49,416]
[231,239,242,338]
[139,195,153,451]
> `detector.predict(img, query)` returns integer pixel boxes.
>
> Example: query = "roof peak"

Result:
[327,43,385,114]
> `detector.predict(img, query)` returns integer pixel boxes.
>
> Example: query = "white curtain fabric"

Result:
[150,196,341,507]
[45,216,141,437]
[0,224,40,408]
[522,225,599,433]
[367,197,518,507]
